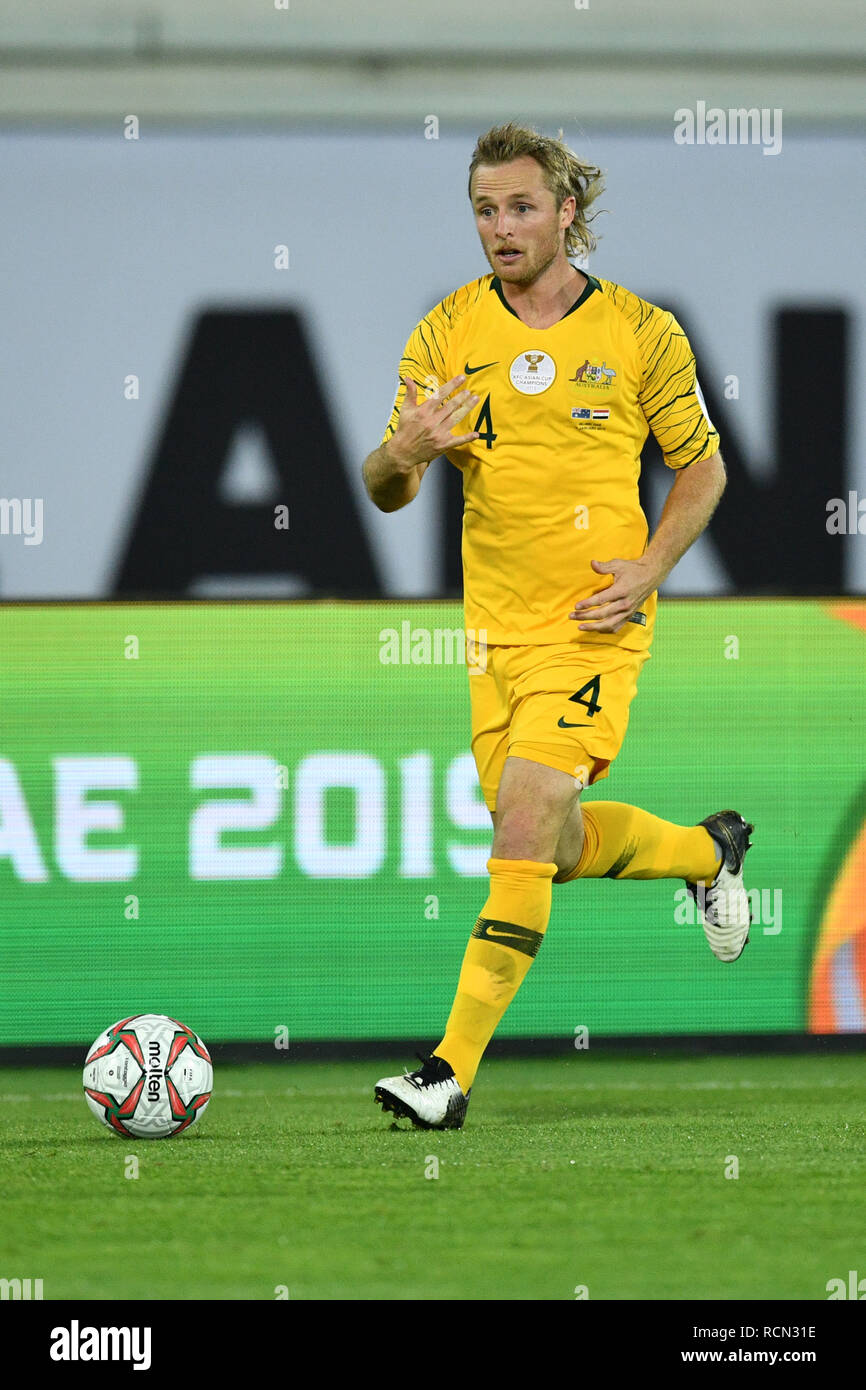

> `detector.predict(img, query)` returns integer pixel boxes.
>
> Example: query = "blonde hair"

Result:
[468,122,605,258]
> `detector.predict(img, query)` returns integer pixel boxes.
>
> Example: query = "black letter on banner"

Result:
[115,310,380,596]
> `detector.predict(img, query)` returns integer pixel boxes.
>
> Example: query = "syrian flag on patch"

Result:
[591,408,609,420]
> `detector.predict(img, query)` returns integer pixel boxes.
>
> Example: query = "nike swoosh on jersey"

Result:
[557,718,593,728]
[464,360,498,374]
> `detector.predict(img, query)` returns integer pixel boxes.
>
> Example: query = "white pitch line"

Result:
[0,1075,859,1105]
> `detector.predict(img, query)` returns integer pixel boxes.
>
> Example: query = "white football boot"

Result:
[686,811,755,963]
[374,1053,470,1130]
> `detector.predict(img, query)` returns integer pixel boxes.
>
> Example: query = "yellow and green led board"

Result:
[1,600,864,1045]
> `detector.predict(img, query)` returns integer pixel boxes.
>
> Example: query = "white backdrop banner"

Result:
[0,128,862,597]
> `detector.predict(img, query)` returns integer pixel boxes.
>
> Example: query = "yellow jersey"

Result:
[381,272,720,651]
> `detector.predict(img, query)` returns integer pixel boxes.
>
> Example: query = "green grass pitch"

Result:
[1,1053,863,1301]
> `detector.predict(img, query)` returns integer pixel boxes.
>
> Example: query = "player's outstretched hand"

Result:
[387,375,480,471]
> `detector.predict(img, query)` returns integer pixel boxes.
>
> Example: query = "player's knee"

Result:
[551,803,585,883]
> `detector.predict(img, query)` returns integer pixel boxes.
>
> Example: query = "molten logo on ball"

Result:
[83,1014,213,1139]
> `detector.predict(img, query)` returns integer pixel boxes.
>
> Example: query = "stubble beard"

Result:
[486,230,563,288]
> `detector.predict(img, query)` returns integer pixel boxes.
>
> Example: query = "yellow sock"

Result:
[435,857,557,1094]
[557,802,721,885]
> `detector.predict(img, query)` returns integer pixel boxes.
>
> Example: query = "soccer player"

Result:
[362,123,753,1130]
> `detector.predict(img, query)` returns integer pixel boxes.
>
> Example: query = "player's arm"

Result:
[637,313,726,586]
[362,375,479,513]
[572,305,725,632]
[641,448,726,586]
[571,451,726,631]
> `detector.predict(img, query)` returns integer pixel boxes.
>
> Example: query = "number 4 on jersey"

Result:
[473,394,497,449]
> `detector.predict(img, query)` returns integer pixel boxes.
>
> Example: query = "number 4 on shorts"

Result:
[569,674,602,717]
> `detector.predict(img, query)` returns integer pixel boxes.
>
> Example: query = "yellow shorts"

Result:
[469,642,651,812]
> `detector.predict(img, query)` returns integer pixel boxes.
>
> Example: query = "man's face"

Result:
[471,155,575,286]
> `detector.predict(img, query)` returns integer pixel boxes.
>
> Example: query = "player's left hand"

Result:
[569,557,660,633]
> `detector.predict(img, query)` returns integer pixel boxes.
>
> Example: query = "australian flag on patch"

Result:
[571,407,592,420]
